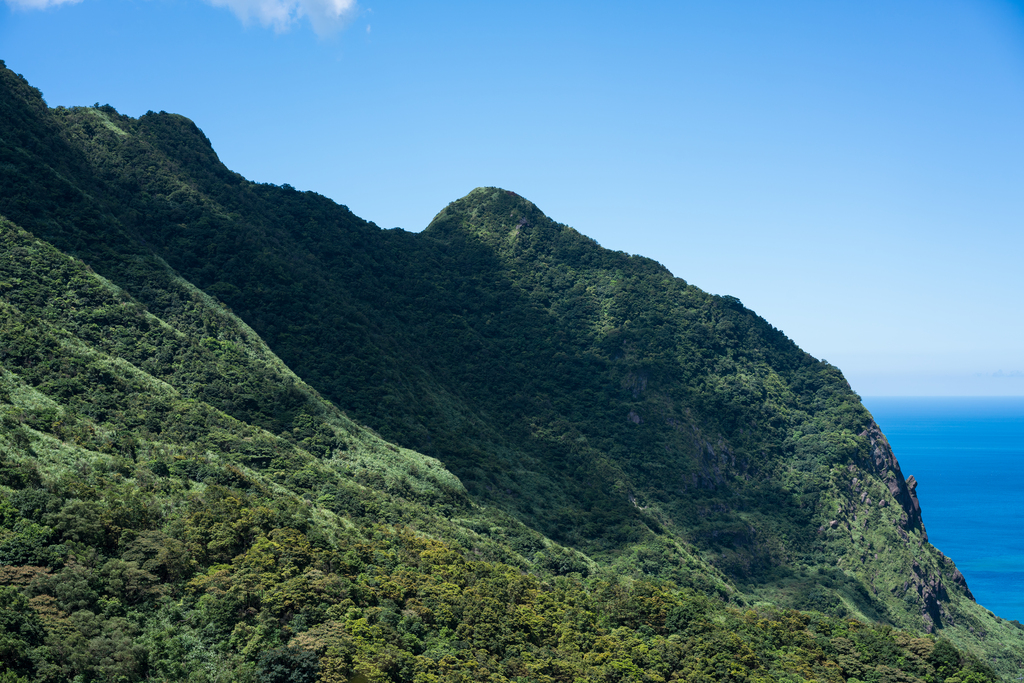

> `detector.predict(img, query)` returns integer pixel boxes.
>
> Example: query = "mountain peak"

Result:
[426,186,540,238]
[426,186,676,287]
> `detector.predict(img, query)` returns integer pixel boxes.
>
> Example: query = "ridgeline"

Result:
[1,61,1021,682]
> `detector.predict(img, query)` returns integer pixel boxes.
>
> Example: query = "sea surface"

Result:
[862,396,1024,623]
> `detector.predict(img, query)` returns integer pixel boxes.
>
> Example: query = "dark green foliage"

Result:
[932,638,963,680]
[257,647,321,683]
[0,586,44,676]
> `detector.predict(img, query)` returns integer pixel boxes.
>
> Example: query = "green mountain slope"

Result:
[1,61,1022,679]
[0,135,980,683]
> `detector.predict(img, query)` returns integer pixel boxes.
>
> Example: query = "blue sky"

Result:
[2,0,1023,396]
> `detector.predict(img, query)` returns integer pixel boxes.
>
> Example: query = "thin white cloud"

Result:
[204,0,358,35]
[3,0,356,36]
[3,0,83,9]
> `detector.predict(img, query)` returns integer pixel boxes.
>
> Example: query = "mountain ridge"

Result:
[1,61,1022,680]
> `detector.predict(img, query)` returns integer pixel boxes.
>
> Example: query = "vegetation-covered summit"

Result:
[1,61,1021,680]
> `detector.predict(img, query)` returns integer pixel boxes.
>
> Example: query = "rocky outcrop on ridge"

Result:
[860,420,928,541]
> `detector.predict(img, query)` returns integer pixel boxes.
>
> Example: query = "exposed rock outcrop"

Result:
[948,564,977,602]
[896,559,953,633]
[859,420,927,541]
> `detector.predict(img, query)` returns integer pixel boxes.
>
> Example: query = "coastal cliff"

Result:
[860,420,928,541]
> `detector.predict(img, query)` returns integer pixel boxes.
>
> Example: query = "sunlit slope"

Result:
[0,216,633,682]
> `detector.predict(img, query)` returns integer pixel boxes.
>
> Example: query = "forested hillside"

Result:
[1,61,1022,680]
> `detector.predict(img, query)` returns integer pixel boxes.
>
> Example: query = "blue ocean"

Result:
[862,397,1024,623]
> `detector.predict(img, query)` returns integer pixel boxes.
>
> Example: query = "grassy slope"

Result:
[0,61,1021,678]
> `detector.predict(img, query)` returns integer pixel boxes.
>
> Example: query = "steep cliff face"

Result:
[860,420,928,541]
